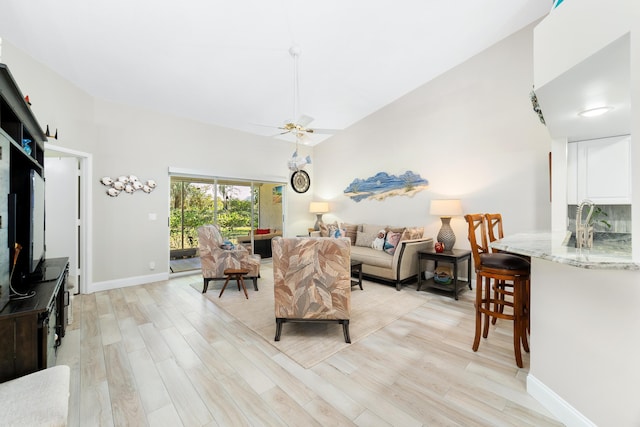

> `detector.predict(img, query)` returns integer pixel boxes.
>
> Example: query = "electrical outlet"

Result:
[149,261,155,270]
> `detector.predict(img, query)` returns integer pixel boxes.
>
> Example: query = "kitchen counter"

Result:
[490,231,639,270]
[491,232,640,426]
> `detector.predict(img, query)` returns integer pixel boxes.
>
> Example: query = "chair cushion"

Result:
[480,253,530,270]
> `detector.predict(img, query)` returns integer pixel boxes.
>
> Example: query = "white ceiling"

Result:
[0,1,550,145]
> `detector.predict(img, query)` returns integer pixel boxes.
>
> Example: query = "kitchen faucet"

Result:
[576,199,595,249]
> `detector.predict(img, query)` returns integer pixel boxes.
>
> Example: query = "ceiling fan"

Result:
[262,45,339,143]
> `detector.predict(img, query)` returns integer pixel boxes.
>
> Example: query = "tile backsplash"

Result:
[567,204,631,234]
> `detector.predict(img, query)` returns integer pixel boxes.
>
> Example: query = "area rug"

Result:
[190,263,428,368]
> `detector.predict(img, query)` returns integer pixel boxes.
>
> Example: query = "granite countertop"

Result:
[490,231,640,270]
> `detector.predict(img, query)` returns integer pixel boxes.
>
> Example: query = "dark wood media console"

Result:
[0,258,69,382]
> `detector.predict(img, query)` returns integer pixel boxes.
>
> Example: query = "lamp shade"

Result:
[309,201,329,213]
[429,199,462,217]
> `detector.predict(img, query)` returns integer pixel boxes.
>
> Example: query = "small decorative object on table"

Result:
[430,199,463,252]
[435,242,445,253]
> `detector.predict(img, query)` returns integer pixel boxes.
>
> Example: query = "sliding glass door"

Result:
[169,176,283,273]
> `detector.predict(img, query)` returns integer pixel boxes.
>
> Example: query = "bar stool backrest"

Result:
[465,213,489,271]
[485,213,504,252]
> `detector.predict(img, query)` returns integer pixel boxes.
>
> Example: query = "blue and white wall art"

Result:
[344,171,429,202]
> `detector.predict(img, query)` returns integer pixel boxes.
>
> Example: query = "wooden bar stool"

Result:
[465,214,530,368]
[485,213,531,340]
[220,268,250,299]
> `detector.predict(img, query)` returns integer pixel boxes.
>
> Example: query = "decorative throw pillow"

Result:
[341,223,360,245]
[384,231,402,255]
[220,240,235,250]
[355,230,377,247]
[386,226,406,234]
[331,228,347,239]
[400,226,424,241]
[318,221,339,237]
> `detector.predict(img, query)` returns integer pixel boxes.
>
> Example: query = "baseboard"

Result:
[527,374,597,427]
[88,272,169,293]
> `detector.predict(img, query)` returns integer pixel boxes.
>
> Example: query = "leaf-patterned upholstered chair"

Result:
[197,224,261,293]
[271,236,352,343]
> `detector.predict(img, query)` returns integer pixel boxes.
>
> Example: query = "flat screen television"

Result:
[29,169,45,274]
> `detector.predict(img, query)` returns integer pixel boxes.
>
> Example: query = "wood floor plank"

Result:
[103,342,147,426]
[260,386,323,427]
[155,357,213,426]
[127,348,173,414]
[184,366,253,427]
[147,404,184,427]
[59,271,563,426]
[78,381,115,427]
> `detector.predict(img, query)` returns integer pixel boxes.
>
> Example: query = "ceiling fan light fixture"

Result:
[578,106,613,118]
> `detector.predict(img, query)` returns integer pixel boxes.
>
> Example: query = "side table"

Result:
[417,248,472,300]
[350,260,363,290]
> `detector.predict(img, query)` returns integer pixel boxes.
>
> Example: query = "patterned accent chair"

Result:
[197,225,261,293]
[272,236,351,343]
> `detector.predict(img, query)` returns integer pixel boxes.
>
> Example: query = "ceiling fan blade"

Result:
[296,114,314,127]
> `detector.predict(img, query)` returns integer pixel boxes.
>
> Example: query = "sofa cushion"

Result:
[351,246,393,269]
[363,223,387,235]
[355,230,377,247]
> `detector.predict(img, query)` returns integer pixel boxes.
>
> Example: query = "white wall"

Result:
[313,23,551,245]
[1,40,306,289]
[2,22,551,287]
[529,259,640,427]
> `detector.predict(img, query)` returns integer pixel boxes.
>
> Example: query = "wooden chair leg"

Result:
[513,278,524,368]
[219,276,232,298]
[482,277,491,339]
[252,277,258,291]
[202,278,210,293]
[238,276,248,299]
[473,273,483,352]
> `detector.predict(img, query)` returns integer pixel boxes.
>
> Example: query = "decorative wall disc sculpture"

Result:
[100,175,156,197]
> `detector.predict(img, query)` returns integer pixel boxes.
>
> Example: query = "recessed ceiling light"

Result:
[578,106,613,118]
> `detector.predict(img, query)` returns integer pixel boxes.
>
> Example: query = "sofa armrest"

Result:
[393,237,433,281]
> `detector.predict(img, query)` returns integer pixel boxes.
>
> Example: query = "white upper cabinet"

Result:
[567,135,631,205]
[533,0,631,142]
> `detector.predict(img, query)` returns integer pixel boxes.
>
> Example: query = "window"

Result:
[169,175,284,272]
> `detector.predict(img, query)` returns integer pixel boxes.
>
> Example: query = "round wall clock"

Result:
[291,170,310,193]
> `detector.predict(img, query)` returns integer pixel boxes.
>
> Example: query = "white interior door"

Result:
[44,156,80,293]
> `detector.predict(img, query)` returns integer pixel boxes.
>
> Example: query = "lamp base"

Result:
[314,214,324,231]
[437,217,456,252]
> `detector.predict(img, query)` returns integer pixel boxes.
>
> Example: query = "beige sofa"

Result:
[318,222,433,291]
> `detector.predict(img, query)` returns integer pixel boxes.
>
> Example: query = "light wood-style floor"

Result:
[57,267,563,426]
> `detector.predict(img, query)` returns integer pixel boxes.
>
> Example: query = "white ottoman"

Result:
[0,365,70,426]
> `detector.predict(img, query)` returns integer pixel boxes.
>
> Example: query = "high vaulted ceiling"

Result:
[0,1,550,145]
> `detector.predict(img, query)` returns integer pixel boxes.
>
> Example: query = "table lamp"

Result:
[309,201,329,231]
[430,199,463,252]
